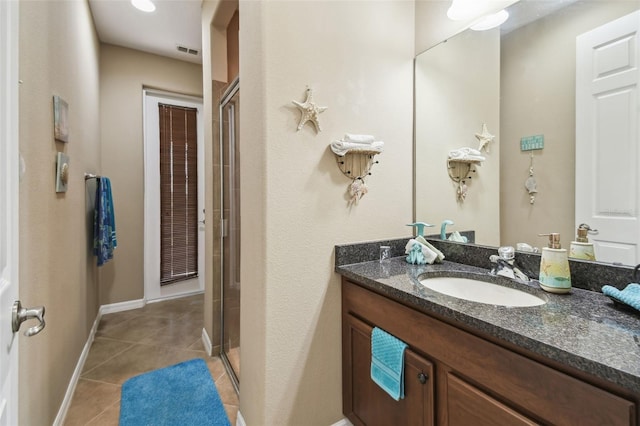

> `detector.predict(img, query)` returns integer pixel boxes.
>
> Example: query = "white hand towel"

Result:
[448,147,485,162]
[344,134,376,144]
[415,236,445,262]
[330,140,385,157]
[405,239,437,264]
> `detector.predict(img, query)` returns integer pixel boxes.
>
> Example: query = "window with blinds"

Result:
[159,104,198,285]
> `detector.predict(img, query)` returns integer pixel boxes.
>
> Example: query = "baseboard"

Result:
[147,289,204,304]
[330,419,354,426]
[236,410,246,426]
[201,327,213,356]
[52,310,103,426]
[99,298,146,315]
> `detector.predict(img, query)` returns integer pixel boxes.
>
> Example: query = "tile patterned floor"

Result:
[63,294,238,425]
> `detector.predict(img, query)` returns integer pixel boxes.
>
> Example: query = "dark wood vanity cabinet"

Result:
[344,313,435,426]
[342,278,638,426]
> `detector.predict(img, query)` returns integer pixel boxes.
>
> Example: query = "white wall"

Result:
[500,1,640,248]
[415,28,501,246]
[99,44,202,304]
[18,1,101,424]
[239,0,415,424]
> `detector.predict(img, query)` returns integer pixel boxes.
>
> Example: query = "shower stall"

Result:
[220,77,240,392]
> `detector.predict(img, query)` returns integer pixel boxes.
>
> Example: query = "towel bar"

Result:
[84,173,100,180]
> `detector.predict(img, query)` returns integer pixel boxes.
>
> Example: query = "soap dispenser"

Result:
[569,224,596,261]
[538,233,571,293]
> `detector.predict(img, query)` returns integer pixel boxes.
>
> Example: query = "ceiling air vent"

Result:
[176,45,199,56]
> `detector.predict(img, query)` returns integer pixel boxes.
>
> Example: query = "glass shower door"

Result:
[220,78,240,391]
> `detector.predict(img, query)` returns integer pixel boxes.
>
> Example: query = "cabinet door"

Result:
[444,372,538,426]
[343,313,435,426]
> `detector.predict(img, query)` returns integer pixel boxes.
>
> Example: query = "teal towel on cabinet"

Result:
[93,177,117,266]
[602,283,640,312]
[371,327,408,401]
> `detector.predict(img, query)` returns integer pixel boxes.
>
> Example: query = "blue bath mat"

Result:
[119,358,230,426]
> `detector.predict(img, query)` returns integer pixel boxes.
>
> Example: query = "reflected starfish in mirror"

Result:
[292,87,327,132]
[475,123,495,153]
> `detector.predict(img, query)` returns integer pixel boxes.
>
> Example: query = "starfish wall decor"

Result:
[475,123,495,153]
[292,87,327,133]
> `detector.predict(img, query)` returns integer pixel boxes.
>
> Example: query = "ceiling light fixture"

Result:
[447,0,486,21]
[131,0,156,13]
[470,9,510,31]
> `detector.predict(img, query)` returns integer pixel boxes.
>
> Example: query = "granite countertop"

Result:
[336,256,640,395]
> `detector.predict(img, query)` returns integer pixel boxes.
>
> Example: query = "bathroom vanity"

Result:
[337,241,640,426]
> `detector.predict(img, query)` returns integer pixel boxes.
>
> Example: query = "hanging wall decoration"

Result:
[520,135,544,204]
[292,87,327,133]
[525,153,538,204]
[446,147,485,203]
[55,152,69,193]
[330,134,383,205]
[53,95,69,143]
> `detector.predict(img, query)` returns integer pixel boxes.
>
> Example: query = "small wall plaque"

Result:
[56,152,69,193]
[520,134,544,151]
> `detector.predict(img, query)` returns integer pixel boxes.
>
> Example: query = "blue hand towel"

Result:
[93,177,117,266]
[602,283,640,312]
[371,327,408,401]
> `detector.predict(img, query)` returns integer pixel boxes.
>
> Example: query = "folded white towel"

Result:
[447,231,468,243]
[415,236,445,262]
[405,239,437,264]
[448,147,485,162]
[331,140,385,157]
[344,134,376,144]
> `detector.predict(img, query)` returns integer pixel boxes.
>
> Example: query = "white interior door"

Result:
[0,0,19,423]
[143,91,205,301]
[576,10,640,265]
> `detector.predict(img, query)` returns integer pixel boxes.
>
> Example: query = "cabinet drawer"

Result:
[445,372,537,426]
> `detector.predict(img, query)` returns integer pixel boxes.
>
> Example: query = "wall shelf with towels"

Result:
[335,150,380,181]
[446,159,479,183]
[329,134,384,206]
[333,149,381,206]
[446,159,481,203]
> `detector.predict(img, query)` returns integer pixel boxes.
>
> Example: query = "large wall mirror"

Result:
[415,0,640,266]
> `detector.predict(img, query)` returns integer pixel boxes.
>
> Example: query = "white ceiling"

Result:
[88,0,203,64]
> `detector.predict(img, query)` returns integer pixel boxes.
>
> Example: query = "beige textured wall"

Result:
[18,1,101,424]
[415,29,501,246]
[500,1,640,249]
[99,45,203,304]
[239,1,414,424]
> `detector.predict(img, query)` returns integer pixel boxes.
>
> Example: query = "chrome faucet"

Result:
[490,246,530,283]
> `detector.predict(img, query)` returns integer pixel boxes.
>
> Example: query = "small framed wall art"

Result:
[53,95,69,143]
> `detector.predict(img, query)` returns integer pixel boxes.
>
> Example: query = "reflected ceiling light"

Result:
[447,0,487,21]
[131,0,156,12]
[470,9,510,31]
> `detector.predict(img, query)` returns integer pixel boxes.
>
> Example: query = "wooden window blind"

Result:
[159,104,198,285]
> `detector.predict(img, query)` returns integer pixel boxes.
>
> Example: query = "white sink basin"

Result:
[419,276,545,307]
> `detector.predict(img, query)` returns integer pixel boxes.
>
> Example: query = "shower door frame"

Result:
[219,77,240,394]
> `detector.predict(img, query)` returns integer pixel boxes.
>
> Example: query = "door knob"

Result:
[12,300,46,337]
